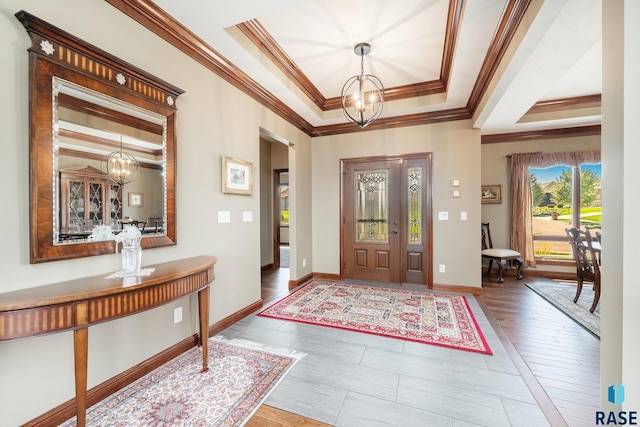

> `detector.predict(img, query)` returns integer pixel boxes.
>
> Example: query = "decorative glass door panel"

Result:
[407,167,422,245]
[87,181,104,225]
[355,170,388,243]
[68,181,85,227]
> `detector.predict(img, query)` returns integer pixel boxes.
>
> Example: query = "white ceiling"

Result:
[151,0,601,135]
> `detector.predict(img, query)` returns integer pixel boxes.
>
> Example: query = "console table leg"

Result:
[198,285,210,372]
[73,327,88,427]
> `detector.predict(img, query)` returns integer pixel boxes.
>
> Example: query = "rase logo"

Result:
[596,382,638,425]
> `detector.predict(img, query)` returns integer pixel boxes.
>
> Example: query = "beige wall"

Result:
[0,1,310,425]
[311,121,482,288]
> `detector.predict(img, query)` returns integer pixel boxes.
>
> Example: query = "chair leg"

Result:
[487,259,494,275]
[497,260,506,283]
[590,281,600,313]
[515,257,524,280]
[574,276,583,303]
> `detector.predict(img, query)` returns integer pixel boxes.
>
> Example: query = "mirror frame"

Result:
[17,11,184,263]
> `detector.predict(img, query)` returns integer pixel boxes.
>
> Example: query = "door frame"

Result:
[273,168,288,269]
[340,153,433,286]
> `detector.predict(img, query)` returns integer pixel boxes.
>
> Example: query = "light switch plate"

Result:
[242,211,253,222]
[452,179,460,187]
[438,211,448,220]
[461,211,468,220]
[452,190,461,198]
[218,211,231,223]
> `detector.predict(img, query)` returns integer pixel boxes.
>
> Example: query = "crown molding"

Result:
[108,0,592,139]
[481,125,601,144]
[526,94,601,115]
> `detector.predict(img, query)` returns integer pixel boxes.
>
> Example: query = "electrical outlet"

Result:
[303,258,307,267]
[174,307,183,324]
[461,211,468,220]
[439,264,446,273]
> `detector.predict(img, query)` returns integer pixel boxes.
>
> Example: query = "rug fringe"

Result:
[212,335,307,359]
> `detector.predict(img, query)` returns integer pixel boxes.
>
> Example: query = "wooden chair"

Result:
[481,223,523,283]
[566,227,601,313]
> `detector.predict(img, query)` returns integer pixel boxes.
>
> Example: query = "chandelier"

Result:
[102,136,139,185]
[341,42,384,128]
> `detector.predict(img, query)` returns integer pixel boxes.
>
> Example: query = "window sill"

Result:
[534,258,575,266]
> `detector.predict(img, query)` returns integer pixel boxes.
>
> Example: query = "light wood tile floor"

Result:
[242,269,599,426]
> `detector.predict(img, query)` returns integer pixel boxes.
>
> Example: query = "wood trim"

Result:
[311,107,471,137]
[466,0,531,113]
[58,93,164,135]
[481,124,601,144]
[261,263,275,271]
[432,283,483,296]
[236,20,326,111]
[312,273,341,281]
[526,94,601,115]
[107,0,592,142]
[236,0,464,110]
[523,269,577,281]
[207,299,264,336]
[289,273,314,290]
[106,0,314,136]
[16,10,183,107]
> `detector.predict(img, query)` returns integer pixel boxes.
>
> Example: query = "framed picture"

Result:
[222,156,253,195]
[128,192,144,207]
[481,185,502,204]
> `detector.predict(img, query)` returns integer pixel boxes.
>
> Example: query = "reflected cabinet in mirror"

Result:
[17,11,184,263]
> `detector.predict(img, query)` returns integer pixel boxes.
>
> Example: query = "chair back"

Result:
[566,227,600,281]
[481,223,493,250]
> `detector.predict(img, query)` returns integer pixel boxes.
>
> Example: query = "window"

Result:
[529,163,601,259]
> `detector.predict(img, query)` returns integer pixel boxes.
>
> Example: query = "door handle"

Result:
[391,230,398,234]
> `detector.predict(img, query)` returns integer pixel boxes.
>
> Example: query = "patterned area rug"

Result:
[61,336,305,426]
[259,280,492,355]
[526,282,600,338]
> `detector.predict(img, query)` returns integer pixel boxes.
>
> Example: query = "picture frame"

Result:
[128,192,144,207]
[481,185,502,204]
[222,156,253,195]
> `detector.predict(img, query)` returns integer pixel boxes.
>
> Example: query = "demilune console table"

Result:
[0,255,217,427]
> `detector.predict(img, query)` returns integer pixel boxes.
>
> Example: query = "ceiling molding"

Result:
[466,0,532,114]
[236,20,327,111]
[481,125,601,144]
[526,94,601,115]
[106,0,315,135]
[311,107,471,137]
[237,0,464,111]
[109,0,590,140]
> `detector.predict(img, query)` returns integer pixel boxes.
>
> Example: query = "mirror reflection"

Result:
[53,78,167,244]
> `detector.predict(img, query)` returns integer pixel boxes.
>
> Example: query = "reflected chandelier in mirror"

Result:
[17,11,184,263]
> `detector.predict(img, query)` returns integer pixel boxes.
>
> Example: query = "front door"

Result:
[342,154,432,285]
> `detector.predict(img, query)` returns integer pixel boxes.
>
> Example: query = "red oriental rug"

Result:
[259,281,492,355]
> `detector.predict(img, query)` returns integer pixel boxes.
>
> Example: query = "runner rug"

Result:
[526,282,600,338]
[60,336,305,427]
[259,280,492,355]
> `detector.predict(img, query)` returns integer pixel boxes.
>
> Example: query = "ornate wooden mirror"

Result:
[17,11,183,263]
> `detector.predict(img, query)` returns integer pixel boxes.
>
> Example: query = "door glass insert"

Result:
[407,167,422,244]
[355,169,388,243]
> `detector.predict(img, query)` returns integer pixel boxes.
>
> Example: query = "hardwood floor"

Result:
[249,269,600,426]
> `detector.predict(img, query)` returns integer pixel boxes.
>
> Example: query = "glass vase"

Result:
[120,236,142,273]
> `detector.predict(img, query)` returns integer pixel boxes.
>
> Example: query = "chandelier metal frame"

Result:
[340,42,384,129]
